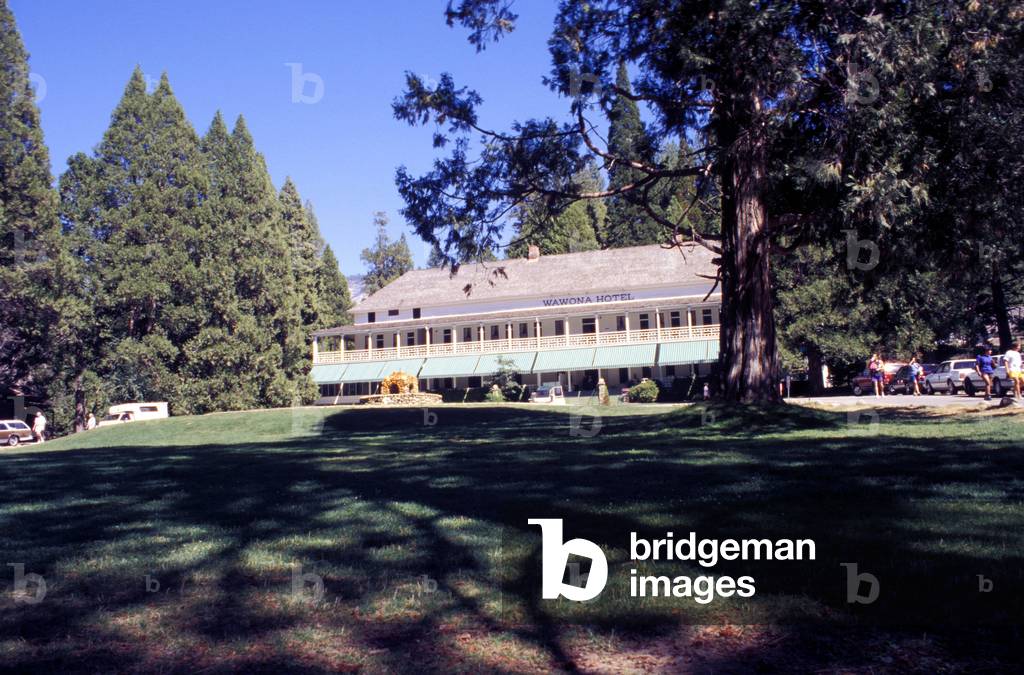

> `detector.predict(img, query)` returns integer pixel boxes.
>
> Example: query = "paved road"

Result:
[791,393,1019,408]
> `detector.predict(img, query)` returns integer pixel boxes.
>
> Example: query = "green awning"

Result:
[533,348,596,372]
[474,352,537,375]
[339,361,386,382]
[310,363,347,384]
[657,339,720,365]
[380,358,425,377]
[592,344,657,369]
[419,355,481,378]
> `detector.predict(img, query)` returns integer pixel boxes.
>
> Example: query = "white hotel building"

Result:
[310,242,722,404]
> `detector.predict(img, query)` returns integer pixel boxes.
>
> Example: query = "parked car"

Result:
[887,363,938,395]
[962,355,1014,398]
[0,420,34,446]
[923,359,977,395]
[529,384,566,405]
[851,362,905,396]
[97,402,169,427]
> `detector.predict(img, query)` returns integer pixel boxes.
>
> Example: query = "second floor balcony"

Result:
[315,323,720,365]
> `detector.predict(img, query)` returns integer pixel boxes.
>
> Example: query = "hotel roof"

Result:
[352,242,719,313]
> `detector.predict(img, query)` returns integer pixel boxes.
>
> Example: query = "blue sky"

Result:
[12,0,568,273]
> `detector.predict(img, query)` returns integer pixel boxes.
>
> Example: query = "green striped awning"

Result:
[419,355,481,378]
[310,363,347,384]
[380,358,426,378]
[592,344,658,369]
[533,348,596,372]
[339,361,386,382]
[474,352,537,375]
[657,339,720,365]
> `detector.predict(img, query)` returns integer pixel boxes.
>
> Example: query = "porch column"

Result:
[686,306,693,338]
[594,313,601,344]
[368,331,374,358]
[425,326,431,355]
[564,316,570,346]
[452,323,458,352]
[535,318,541,348]
[340,333,346,360]
[312,336,319,363]
[625,314,631,342]
[507,321,512,349]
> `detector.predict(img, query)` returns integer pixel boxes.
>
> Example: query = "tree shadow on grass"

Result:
[0,404,1021,672]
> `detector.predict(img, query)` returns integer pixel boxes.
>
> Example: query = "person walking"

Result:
[1004,340,1022,401]
[31,411,47,443]
[975,346,996,401]
[908,356,923,396]
[868,353,885,397]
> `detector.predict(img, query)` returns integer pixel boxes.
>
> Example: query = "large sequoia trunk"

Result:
[991,270,1012,351]
[716,104,783,404]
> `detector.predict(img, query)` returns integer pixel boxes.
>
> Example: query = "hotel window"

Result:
[702,308,713,325]
[639,313,650,330]
[519,322,529,338]
[463,327,473,342]
[406,331,415,346]
[665,365,676,376]
[375,334,384,349]
[619,367,629,383]
[367,312,376,323]
[442,328,452,344]
[582,318,596,334]
[388,309,399,317]
[364,335,370,349]
[670,311,681,328]
[490,325,500,340]
[468,376,482,388]
[554,320,565,336]
[413,308,421,319]
[616,315,626,331]
[318,383,340,397]
[689,309,697,326]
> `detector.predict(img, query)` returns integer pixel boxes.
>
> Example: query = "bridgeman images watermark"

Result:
[529,519,814,604]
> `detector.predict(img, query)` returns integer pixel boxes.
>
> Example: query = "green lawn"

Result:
[1,403,1022,673]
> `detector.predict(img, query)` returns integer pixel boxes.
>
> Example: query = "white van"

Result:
[529,382,566,405]
[97,402,169,427]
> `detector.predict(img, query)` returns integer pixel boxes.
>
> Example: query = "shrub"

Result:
[628,378,660,403]
[485,385,506,403]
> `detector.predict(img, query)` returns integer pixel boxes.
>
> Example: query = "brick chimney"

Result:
[527,244,540,261]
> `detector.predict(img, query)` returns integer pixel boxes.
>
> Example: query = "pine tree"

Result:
[59,68,215,411]
[0,0,63,396]
[315,244,352,328]
[508,162,604,257]
[280,178,322,328]
[604,62,658,247]
[360,212,414,294]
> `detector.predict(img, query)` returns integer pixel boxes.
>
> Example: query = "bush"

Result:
[628,378,660,403]
[485,385,506,402]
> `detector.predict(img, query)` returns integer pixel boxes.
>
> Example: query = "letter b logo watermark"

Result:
[528,518,608,601]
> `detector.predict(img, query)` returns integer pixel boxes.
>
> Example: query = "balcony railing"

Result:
[315,324,719,365]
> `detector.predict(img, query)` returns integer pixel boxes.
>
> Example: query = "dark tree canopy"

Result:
[393,0,978,403]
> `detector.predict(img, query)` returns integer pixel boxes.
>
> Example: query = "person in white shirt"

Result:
[85,413,97,430]
[1004,341,1022,401]
[31,412,46,443]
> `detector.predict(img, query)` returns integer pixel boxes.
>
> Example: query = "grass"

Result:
[1,402,1023,673]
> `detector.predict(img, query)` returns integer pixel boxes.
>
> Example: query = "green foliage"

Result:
[508,161,604,257]
[315,244,352,328]
[360,212,414,294]
[0,0,63,396]
[489,356,524,401]
[627,379,659,403]
[484,385,506,403]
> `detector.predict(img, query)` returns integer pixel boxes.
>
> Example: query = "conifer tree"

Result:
[360,212,414,294]
[280,178,322,328]
[0,0,63,396]
[604,62,657,247]
[315,244,352,328]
